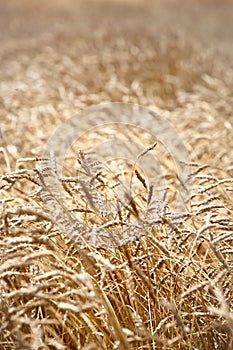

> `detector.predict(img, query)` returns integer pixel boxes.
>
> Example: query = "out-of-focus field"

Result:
[0,0,233,166]
[0,1,233,349]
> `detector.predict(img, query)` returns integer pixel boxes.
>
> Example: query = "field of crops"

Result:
[0,1,233,349]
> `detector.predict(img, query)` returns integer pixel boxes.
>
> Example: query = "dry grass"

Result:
[0,1,233,349]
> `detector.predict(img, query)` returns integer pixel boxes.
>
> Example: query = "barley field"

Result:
[0,1,233,349]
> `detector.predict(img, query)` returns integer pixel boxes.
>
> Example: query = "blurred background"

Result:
[0,0,232,166]
[0,0,232,55]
